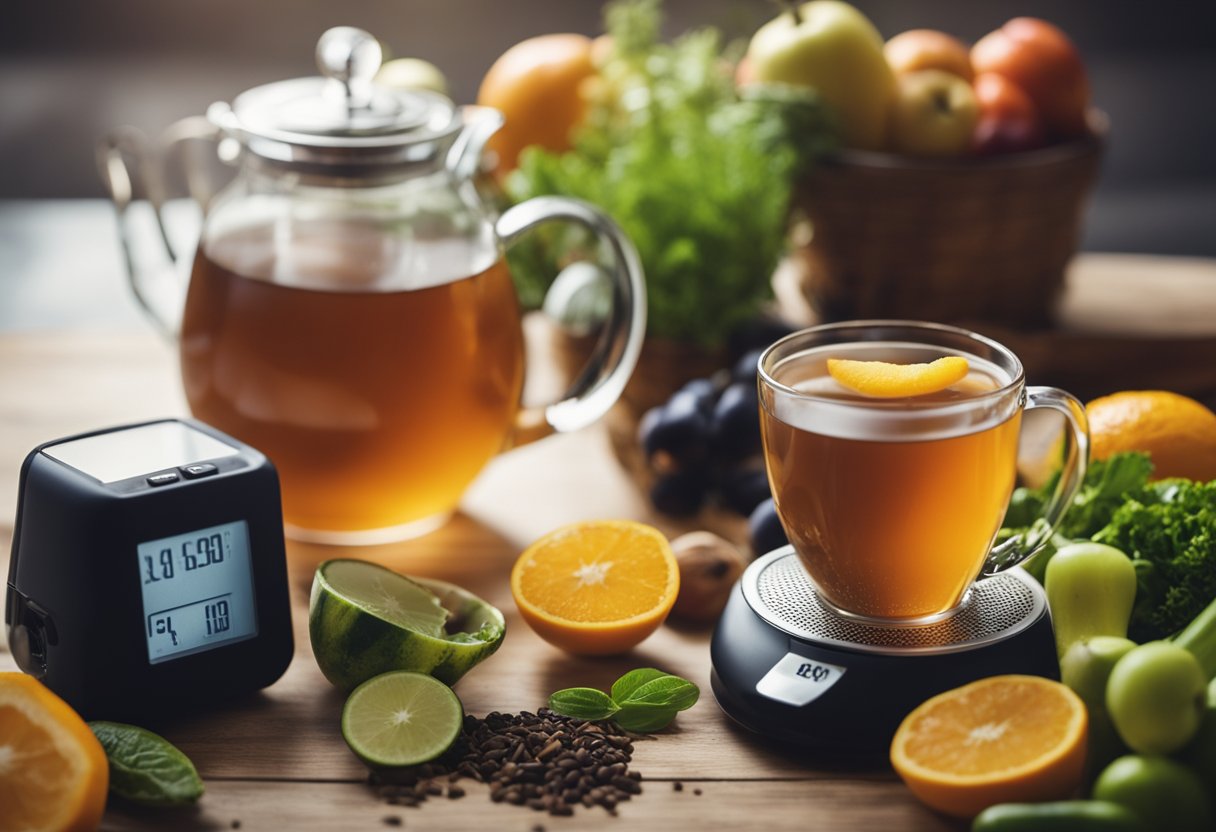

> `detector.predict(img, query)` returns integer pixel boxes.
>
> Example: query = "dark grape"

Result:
[731,348,764,384]
[710,382,762,461]
[726,317,795,357]
[638,390,711,468]
[650,470,709,517]
[720,466,772,516]
[748,498,789,555]
[677,377,718,414]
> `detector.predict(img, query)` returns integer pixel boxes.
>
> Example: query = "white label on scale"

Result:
[755,653,847,707]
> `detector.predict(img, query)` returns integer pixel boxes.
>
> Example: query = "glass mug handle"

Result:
[982,386,1090,576]
[495,197,647,448]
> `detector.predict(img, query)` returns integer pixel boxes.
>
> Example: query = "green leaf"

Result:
[548,687,620,721]
[88,721,203,806]
[616,675,700,712]
[613,702,678,733]
[610,668,670,703]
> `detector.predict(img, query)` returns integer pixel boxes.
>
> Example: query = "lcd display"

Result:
[136,520,258,664]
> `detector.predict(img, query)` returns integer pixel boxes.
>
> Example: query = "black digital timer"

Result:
[5,419,293,719]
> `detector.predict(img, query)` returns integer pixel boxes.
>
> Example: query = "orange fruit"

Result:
[827,356,969,398]
[1086,390,1216,481]
[890,675,1087,819]
[477,34,596,177]
[0,673,109,831]
[511,520,679,655]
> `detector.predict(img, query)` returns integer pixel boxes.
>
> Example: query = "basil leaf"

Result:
[613,702,678,733]
[89,721,203,806]
[548,687,620,721]
[616,675,700,712]
[610,668,670,703]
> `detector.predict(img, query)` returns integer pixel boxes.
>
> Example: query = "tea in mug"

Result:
[760,341,1021,620]
[181,219,525,534]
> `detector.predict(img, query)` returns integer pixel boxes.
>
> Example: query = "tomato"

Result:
[971,72,1045,154]
[971,17,1089,138]
[477,34,596,176]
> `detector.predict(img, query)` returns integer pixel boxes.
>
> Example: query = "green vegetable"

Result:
[971,801,1144,832]
[1045,543,1137,657]
[1001,452,1216,642]
[1179,678,1216,787]
[1175,591,1216,680]
[548,667,700,732]
[1093,755,1214,832]
[88,721,204,806]
[506,0,837,346]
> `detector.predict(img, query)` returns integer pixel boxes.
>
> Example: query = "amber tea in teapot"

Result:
[182,218,525,536]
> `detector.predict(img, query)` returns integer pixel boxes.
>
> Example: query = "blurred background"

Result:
[2,0,1215,330]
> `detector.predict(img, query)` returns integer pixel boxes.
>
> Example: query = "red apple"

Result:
[971,72,1045,154]
[888,69,980,157]
[972,17,1089,138]
[884,29,973,82]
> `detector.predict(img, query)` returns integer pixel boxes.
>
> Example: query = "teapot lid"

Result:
[207,27,460,172]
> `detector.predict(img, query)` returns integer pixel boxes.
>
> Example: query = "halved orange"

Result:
[890,675,1087,819]
[0,673,109,832]
[827,356,969,398]
[511,520,679,655]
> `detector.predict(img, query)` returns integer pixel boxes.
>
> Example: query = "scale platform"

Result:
[710,547,1058,758]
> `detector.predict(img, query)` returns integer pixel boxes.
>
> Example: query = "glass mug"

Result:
[758,321,1089,625]
[98,28,646,544]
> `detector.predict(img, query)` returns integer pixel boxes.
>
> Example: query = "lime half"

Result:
[310,560,506,692]
[341,671,463,768]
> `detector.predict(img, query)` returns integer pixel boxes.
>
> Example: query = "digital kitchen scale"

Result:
[711,547,1058,758]
[6,419,294,719]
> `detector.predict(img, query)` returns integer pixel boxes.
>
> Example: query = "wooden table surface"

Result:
[2,254,1215,831]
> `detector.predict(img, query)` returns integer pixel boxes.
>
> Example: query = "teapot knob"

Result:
[316,26,383,110]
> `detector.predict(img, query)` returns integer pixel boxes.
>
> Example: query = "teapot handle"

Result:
[496,197,647,448]
[96,116,221,341]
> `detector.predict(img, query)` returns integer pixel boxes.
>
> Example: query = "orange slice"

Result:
[890,675,1087,819]
[827,356,969,398]
[0,673,109,832]
[511,520,679,655]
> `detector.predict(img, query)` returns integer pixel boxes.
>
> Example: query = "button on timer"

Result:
[147,471,180,487]
[181,463,218,479]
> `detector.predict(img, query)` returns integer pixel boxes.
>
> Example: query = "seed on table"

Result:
[447,786,465,799]
[382,817,402,827]
[694,788,703,796]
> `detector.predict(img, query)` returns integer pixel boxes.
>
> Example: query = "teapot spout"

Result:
[445,106,505,180]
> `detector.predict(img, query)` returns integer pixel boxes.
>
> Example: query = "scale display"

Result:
[136,520,258,664]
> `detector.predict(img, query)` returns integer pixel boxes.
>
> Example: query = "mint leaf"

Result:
[616,675,700,712]
[614,702,679,733]
[89,721,203,806]
[610,668,669,703]
[548,688,620,721]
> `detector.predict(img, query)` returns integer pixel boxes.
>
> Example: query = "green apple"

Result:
[1093,755,1214,832]
[375,57,449,96]
[1106,641,1207,755]
[1045,542,1137,659]
[746,1,895,150]
[1060,636,1135,775]
[887,69,978,157]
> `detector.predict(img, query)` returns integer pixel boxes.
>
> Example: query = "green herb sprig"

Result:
[548,667,700,732]
[89,721,204,806]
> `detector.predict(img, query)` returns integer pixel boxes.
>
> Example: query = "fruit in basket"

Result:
[0,673,109,832]
[375,57,449,95]
[477,33,596,175]
[887,69,980,158]
[883,29,973,81]
[310,560,506,692]
[1092,755,1214,832]
[971,18,1089,138]
[1085,391,1216,482]
[1105,641,1206,755]
[890,675,1087,818]
[511,520,680,655]
[972,72,1046,155]
[746,1,895,150]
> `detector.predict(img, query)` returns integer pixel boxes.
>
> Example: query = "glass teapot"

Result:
[98,27,646,544]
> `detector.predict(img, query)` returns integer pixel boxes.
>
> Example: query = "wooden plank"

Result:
[98,778,958,832]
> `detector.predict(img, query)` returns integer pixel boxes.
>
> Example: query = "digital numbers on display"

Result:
[136,520,258,664]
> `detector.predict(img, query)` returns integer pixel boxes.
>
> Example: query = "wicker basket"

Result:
[793,114,1107,327]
